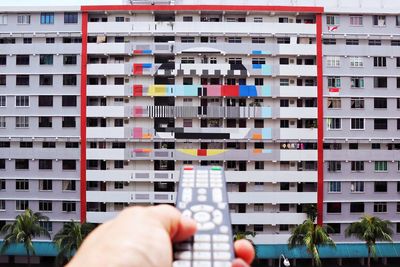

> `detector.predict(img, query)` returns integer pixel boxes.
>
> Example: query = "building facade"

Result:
[0,0,399,264]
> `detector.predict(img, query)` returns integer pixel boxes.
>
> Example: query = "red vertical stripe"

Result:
[80,11,88,223]
[316,13,324,226]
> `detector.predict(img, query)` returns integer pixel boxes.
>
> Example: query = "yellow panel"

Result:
[177,149,198,156]
[206,149,226,156]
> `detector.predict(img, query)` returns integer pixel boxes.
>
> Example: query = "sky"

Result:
[0,0,124,6]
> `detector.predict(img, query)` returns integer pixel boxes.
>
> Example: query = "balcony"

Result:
[86,170,178,182]
[252,234,291,245]
[88,21,316,35]
[279,107,317,118]
[86,85,127,97]
[86,191,175,203]
[280,150,318,161]
[86,106,126,117]
[86,63,127,75]
[225,171,317,183]
[87,43,128,54]
[231,213,307,225]
[325,150,399,161]
[228,192,317,204]
[279,65,317,76]
[277,85,317,98]
[87,127,126,139]
[279,128,317,140]
[278,44,316,56]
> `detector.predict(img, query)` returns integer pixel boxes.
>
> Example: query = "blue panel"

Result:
[260,85,271,96]
[167,85,174,96]
[182,85,198,96]
[261,107,272,118]
[142,50,152,54]
[262,128,272,139]
[239,86,256,97]
[252,64,262,69]
[247,86,257,96]
[252,50,262,54]
[142,63,152,68]
[261,64,272,75]
[0,241,58,257]
[262,149,272,153]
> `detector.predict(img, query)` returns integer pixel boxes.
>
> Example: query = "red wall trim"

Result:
[80,11,88,223]
[316,13,324,226]
[81,5,323,13]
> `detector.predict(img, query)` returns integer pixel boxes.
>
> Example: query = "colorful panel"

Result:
[260,85,271,96]
[261,107,272,118]
[221,85,239,97]
[133,127,143,138]
[252,64,262,69]
[205,85,222,96]
[133,85,143,96]
[142,63,152,69]
[149,85,167,96]
[133,106,144,117]
[177,149,227,157]
[197,149,207,156]
[239,85,257,97]
[252,50,271,55]
[262,128,272,139]
[261,65,272,75]
[133,64,143,75]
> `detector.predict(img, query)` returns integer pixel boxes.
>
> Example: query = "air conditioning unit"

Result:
[125,18,130,22]
[290,121,295,125]
[290,80,295,84]
[289,59,295,64]
[290,162,296,167]
[290,204,295,207]
[124,182,130,186]
[289,100,295,104]
[290,183,295,187]
[124,119,129,124]
[124,99,130,103]
[289,19,294,23]
[125,78,130,83]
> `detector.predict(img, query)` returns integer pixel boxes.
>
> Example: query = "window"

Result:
[252,37,265,44]
[252,58,266,65]
[114,160,123,169]
[16,179,29,190]
[327,203,341,213]
[0,117,5,128]
[280,79,289,86]
[350,202,365,213]
[374,98,387,109]
[255,161,264,170]
[327,161,341,172]
[351,181,364,192]
[278,17,289,23]
[350,77,364,88]
[350,15,363,26]
[39,117,52,128]
[39,221,53,233]
[38,96,53,107]
[374,202,387,213]
[326,56,340,67]
[63,37,81,43]
[16,200,29,211]
[23,38,32,44]
[374,119,387,130]
[346,39,359,45]
[327,118,341,130]
[0,142,10,148]
[326,15,340,25]
[0,159,4,169]
[0,55,5,65]
[1,179,5,190]
[64,12,78,23]
[63,75,77,86]
[62,160,76,170]
[39,54,53,65]
[373,15,386,26]
[181,57,195,64]
[254,17,263,23]
[392,40,400,46]
[39,159,52,170]
[397,15,400,26]
[39,75,53,86]
[183,119,192,127]
[182,16,192,22]
[253,225,263,232]
[374,77,387,88]
[39,180,52,191]
[327,77,341,88]
[15,96,29,107]
[280,120,289,128]
[63,55,77,65]
[375,161,388,172]
[351,98,364,109]
[351,161,364,172]
[16,55,29,65]
[372,143,381,149]
[17,14,31,24]
[62,96,77,106]
[65,142,79,148]
[369,39,381,46]
[327,98,341,109]
[350,57,363,67]
[0,14,7,25]
[62,201,76,212]
[19,142,32,148]
[323,39,336,45]
[279,58,289,65]
[374,181,387,192]
[39,201,52,212]
[277,37,290,44]
[0,200,5,210]
[0,96,6,107]
[227,37,241,43]
[62,180,76,191]
[254,204,264,212]
[114,181,124,189]
[46,38,55,43]
[15,116,29,128]
[0,75,5,86]
[349,143,360,150]
[181,37,195,43]
[329,181,341,192]
[41,12,54,24]
[351,118,365,130]
[42,142,55,148]
[16,75,29,85]
[280,182,290,191]
[374,57,386,67]
[62,117,76,128]
[254,78,264,86]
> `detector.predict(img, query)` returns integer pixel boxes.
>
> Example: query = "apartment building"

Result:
[0,0,400,265]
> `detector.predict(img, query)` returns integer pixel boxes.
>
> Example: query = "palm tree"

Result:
[0,209,50,267]
[345,215,393,267]
[53,220,96,265]
[288,218,335,266]
[233,230,256,242]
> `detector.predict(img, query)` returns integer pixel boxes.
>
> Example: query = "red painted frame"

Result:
[79,4,324,224]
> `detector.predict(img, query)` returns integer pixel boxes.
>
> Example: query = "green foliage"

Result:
[233,230,256,242]
[288,219,335,266]
[53,220,96,264]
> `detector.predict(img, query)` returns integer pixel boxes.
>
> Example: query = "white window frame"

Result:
[351,181,364,193]
[326,15,340,25]
[181,57,195,64]
[0,14,7,25]
[327,118,341,130]
[350,57,363,68]
[349,15,363,26]
[326,56,340,67]
[15,96,29,107]
[15,116,29,128]
[351,77,365,88]
[351,97,365,109]
[327,97,341,109]
[17,14,31,25]
[252,58,266,65]
[254,17,263,23]
[350,118,365,130]
[0,96,6,107]
[0,117,5,128]
[329,181,341,193]
[374,161,388,172]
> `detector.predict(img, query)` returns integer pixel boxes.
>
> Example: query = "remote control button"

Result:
[191,205,214,212]
[178,202,187,209]
[214,261,231,267]
[219,226,229,234]
[213,235,229,242]
[197,222,215,231]
[182,183,194,188]
[193,243,211,251]
[193,252,211,260]
[213,243,230,251]
[197,170,208,175]
[175,242,192,251]
[173,260,191,267]
[197,188,207,195]
[196,183,209,188]
[210,183,223,188]
[212,188,223,202]
[194,234,211,242]
[182,209,192,218]
[193,211,211,223]
[182,188,192,202]
[197,195,207,202]
[174,251,191,260]
[212,210,223,225]
[213,252,231,261]
[217,203,227,209]
[193,262,211,267]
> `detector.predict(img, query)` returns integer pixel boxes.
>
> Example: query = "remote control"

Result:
[173,166,234,267]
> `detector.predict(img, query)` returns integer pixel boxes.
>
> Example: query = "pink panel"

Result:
[133,127,142,138]
[205,85,221,96]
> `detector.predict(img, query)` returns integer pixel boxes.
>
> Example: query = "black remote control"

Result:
[173,166,234,267]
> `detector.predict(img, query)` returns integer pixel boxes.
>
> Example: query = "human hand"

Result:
[68,205,254,267]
